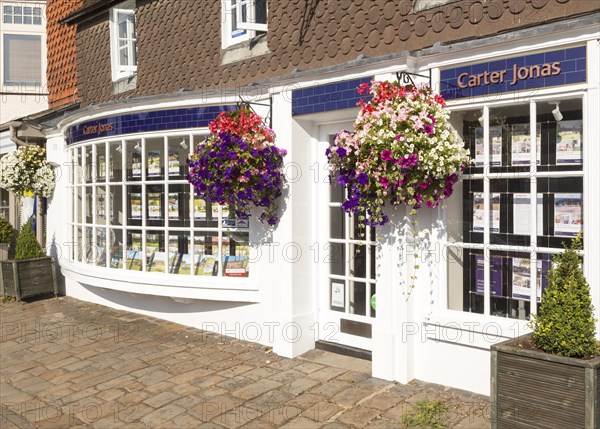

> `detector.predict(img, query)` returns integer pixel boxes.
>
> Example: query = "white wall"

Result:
[0,1,48,124]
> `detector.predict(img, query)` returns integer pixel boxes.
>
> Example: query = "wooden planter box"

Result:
[491,334,600,429]
[0,257,58,301]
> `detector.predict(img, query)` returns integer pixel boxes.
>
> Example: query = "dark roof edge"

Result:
[60,0,123,25]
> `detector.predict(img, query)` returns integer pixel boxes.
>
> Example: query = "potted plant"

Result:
[0,221,58,301]
[491,234,599,429]
[0,216,13,261]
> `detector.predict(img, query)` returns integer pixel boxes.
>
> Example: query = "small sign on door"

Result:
[331,282,345,309]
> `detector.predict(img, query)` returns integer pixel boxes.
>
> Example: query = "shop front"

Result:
[45,23,599,395]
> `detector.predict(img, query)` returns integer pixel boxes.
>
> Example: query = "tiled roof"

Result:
[75,0,598,106]
[47,0,83,108]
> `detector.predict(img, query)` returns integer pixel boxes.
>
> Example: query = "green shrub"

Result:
[403,400,449,429]
[15,221,44,260]
[532,234,598,358]
[0,216,13,243]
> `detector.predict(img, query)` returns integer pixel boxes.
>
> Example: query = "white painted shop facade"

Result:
[45,21,600,395]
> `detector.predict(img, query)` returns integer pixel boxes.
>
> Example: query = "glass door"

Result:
[318,123,376,351]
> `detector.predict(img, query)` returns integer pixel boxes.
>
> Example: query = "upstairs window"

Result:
[222,0,267,49]
[3,4,43,25]
[109,3,137,81]
[3,34,42,84]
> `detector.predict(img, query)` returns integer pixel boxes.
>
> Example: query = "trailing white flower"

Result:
[0,146,55,197]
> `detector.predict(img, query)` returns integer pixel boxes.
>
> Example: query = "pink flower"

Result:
[379,176,390,188]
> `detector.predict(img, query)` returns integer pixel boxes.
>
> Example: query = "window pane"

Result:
[109,142,122,182]
[146,231,165,273]
[127,185,142,225]
[194,233,219,276]
[169,234,191,275]
[96,186,107,225]
[146,138,164,180]
[109,229,124,269]
[255,0,267,24]
[3,6,12,14]
[109,186,123,226]
[126,231,143,271]
[126,140,142,180]
[33,7,41,16]
[3,35,42,83]
[119,47,129,67]
[3,16,12,24]
[14,15,21,24]
[96,228,107,267]
[168,184,190,228]
[167,136,189,178]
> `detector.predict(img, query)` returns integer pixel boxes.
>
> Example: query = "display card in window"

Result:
[511,124,541,166]
[511,257,550,302]
[130,193,142,219]
[168,193,179,220]
[168,147,179,175]
[147,192,162,219]
[473,192,500,232]
[474,254,503,296]
[553,193,582,237]
[147,150,161,176]
[474,126,502,167]
[512,193,543,236]
[556,120,582,165]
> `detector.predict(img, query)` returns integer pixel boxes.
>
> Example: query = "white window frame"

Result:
[441,91,586,324]
[221,0,267,49]
[109,6,137,82]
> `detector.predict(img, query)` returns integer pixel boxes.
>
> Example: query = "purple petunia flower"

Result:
[357,173,368,185]
[336,147,347,158]
[423,124,434,135]
[381,149,393,162]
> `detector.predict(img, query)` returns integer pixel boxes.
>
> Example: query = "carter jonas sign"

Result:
[457,62,561,89]
[439,46,587,100]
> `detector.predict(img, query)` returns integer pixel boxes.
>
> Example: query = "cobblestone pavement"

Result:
[0,297,491,428]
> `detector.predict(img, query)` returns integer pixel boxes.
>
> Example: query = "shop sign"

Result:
[440,46,586,100]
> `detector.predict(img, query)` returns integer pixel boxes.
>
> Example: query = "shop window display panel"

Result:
[446,98,584,319]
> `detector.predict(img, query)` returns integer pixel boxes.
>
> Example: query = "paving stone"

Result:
[244,389,295,412]
[279,377,321,395]
[292,361,326,374]
[143,391,179,408]
[321,422,353,429]
[140,404,185,426]
[188,395,244,421]
[266,369,305,384]
[96,388,126,402]
[259,405,303,426]
[171,383,201,396]
[335,370,372,384]
[171,394,205,409]
[169,412,205,428]
[336,405,381,427]
[360,390,407,411]
[169,367,214,384]
[307,366,347,382]
[232,379,282,400]
[309,380,353,399]
[331,387,374,407]
[145,380,175,394]
[301,401,341,422]
[212,406,262,429]
[280,416,324,428]
[364,417,405,428]
[136,370,172,386]
[454,415,492,428]
[241,366,280,381]
[216,377,254,391]
[284,393,328,410]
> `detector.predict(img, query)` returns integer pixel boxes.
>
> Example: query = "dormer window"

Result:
[109,2,137,82]
[222,0,267,49]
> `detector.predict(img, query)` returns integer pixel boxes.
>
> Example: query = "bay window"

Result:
[67,133,250,278]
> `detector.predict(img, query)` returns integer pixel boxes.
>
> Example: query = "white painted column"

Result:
[584,39,600,339]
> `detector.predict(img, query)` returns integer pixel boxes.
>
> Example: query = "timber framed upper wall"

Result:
[70,0,600,107]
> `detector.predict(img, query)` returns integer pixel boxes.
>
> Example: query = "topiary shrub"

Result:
[15,221,45,260]
[532,234,598,358]
[0,217,13,243]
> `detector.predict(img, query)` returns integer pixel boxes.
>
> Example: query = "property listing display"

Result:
[450,100,584,320]
[68,135,252,277]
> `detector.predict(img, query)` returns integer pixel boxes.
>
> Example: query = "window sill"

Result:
[221,34,269,65]
[61,261,260,303]
[112,73,137,95]
[423,310,531,349]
